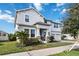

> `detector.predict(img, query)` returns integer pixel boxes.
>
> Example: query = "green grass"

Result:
[50,49,79,56]
[0,41,72,55]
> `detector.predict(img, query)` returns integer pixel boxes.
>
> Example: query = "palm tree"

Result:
[15,31,28,47]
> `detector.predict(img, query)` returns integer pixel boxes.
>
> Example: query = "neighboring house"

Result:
[61,23,75,40]
[15,8,62,43]
[62,34,74,40]
[0,31,8,41]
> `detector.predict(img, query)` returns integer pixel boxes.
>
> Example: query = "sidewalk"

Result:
[4,45,72,56]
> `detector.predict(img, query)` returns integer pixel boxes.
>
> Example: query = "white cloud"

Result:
[0,14,14,23]
[0,10,2,13]
[33,3,42,11]
[4,10,12,14]
[55,19,61,23]
[0,9,14,23]
[53,8,60,11]
[61,9,67,14]
[33,3,49,11]
[53,9,57,11]
[43,3,49,5]
[56,3,65,7]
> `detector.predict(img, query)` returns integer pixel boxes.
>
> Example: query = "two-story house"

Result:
[15,8,62,43]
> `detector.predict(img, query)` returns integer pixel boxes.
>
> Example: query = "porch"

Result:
[36,28,49,43]
[34,22,51,43]
[18,22,51,43]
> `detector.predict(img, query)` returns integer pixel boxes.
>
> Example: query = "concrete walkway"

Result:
[4,45,72,56]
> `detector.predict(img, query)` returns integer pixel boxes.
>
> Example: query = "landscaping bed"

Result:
[0,41,73,55]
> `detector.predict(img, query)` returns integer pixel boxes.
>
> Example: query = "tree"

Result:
[62,4,79,39]
[8,33,16,41]
[15,31,28,47]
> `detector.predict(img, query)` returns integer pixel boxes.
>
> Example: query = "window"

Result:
[56,34,60,35]
[52,34,55,36]
[31,29,35,37]
[48,32,50,36]
[60,24,62,28]
[25,15,29,22]
[54,23,58,28]
[24,29,29,37]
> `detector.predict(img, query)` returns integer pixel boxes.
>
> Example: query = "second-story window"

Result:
[25,15,29,22]
[54,23,58,28]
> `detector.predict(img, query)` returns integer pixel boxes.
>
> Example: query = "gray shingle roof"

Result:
[34,22,51,26]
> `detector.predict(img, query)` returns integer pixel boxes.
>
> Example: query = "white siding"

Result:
[16,9,44,25]
[0,35,8,41]
[18,26,36,31]
[51,23,61,32]
[18,26,36,38]
[37,24,50,29]
[51,31,61,41]
[47,21,61,41]
[47,21,51,24]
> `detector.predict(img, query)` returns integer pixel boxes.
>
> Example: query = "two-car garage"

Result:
[51,31,61,41]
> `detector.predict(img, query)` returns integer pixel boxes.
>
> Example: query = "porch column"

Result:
[36,28,41,41]
[35,29,36,38]
[46,29,49,43]
[37,28,40,37]
[36,25,40,37]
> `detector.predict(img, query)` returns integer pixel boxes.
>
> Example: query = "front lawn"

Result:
[0,41,73,55]
[50,49,79,56]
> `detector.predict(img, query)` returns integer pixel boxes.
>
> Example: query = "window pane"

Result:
[25,15,29,22]
[48,32,50,36]
[24,29,29,37]
[54,23,58,28]
[31,29,35,37]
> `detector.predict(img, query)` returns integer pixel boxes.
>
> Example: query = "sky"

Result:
[0,3,72,33]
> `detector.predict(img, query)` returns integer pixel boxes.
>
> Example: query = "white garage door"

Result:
[55,34,61,41]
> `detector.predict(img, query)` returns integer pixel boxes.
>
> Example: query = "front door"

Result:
[40,29,46,41]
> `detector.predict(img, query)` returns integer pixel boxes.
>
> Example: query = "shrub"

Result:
[8,34,16,41]
[25,38,41,46]
[49,36,54,42]
[15,31,41,47]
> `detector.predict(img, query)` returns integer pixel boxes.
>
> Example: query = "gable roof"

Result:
[16,8,44,17]
[0,31,8,34]
[17,23,36,28]
[15,8,61,27]
[45,18,61,25]
[14,8,44,27]
[34,22,51,26]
